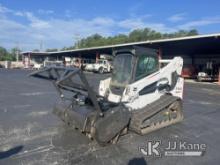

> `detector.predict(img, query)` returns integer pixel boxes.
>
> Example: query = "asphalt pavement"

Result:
[0,69,220,165]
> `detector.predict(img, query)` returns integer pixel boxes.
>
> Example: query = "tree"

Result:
[33,49,40,52]
[187,29,198,36]
[63,28,199,50]
[11,47,22,61]
[46,48,58,52]
[0,46,16,61]
[0,47,8,58]
[129,29,144,42]
[113,34,128,44]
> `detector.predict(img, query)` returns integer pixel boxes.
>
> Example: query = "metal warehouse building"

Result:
[22,33,220,83]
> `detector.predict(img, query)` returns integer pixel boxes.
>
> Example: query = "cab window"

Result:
[135,55,158,81]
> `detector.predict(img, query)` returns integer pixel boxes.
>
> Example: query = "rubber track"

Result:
[129,95,180,134]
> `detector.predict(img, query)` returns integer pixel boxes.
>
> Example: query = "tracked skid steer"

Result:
[30,46,184,145]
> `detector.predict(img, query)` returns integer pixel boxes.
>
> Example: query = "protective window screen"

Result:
[135,55,158,81]
[111,54,133,85]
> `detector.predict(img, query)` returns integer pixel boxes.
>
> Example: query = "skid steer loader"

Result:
[30,46,184,145]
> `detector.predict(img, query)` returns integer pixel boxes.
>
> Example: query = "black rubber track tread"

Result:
[129,95,181,134]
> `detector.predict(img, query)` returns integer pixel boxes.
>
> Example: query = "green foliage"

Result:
[0,46,17,61]
[33,49,40,52]
[0,46,7,58]
[46,48,58,52]
[0,28,199,58]
[1,54,16,61]
[73,28,198,49]
[11,47,22,60]
[61,46,76,51]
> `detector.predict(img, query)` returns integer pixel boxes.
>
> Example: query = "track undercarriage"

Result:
[130,95,183,135]
[53,94,183,145]
[30,46,184,145]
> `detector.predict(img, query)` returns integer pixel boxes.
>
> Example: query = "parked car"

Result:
[43,60,64,67]
[33,63,43,70]
[84,59,112,73]
[197,62,219,82]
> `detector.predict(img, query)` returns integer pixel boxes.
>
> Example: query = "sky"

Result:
[0,0,220,51]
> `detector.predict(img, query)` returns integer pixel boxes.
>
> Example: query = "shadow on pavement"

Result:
[128,157,147,165]
[0,145,23,160]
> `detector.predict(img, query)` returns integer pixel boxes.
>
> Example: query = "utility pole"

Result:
[15,42,20,62]
[74,33,80,49]
[16,50,19,61]
[40,40,43,51]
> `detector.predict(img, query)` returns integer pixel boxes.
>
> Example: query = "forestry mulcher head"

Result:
[30,46,184,145]
[30,67,131,145]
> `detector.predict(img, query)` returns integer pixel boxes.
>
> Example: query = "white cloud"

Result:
[14,11,25,16]
[90,17,115,26]
[0,4,12,13]
[118,18,176,33]
[0,17,35,48]
[0,3,220,51]
[64,9,78,18]
[129,1,144,15]
[0,8,117,50]
[24,12,51,29]
[0,4,24,17]
[38,9,54,15]
[0,9,176,51]
[168,13,186,22]
[2,3,175,50]
[178,17,220,29]
[64,10,71,18]
[119,18,146,29]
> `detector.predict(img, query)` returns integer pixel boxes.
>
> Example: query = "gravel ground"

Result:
[0,69,220,165]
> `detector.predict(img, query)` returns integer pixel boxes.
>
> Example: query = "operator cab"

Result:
[110,46,159,95]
